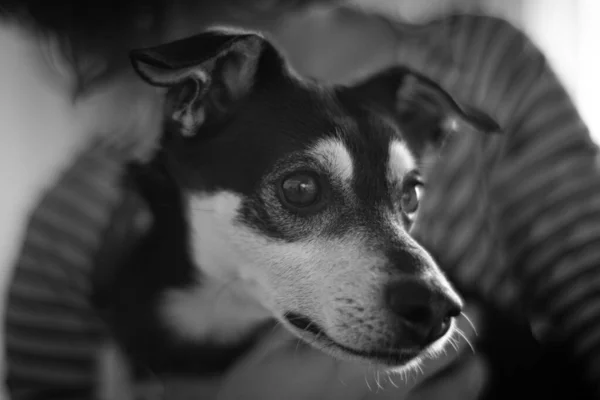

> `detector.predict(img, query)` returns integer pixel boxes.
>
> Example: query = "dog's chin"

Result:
[302,332,422,368]
[282,312,435,368]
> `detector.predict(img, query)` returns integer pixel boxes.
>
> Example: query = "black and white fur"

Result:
[93,28,499,391]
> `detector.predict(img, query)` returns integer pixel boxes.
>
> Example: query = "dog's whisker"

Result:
[447,335,459,354]
[440,343,449,357]
[364,372,374,392]
[375,370,384,392]
[386,370,399,388]
[453,334,462,351]
[292,325,326,358]
[400,367,408,383]
[455,327,476,354]
[268,320,283,335]
[416,362,424,377]
[451,339,459,354]
[379,370,387,392]
[397,369,406,384]
[412,364,420,383]
[294,332,320,356]
[406,366,416,384]
[330,358,346,386]
[403,366,413,385]
[461,311,479,336]
[294,337,303,357]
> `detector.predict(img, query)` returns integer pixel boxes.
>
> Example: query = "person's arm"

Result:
[4,140,134,399]
[412,15,600,395]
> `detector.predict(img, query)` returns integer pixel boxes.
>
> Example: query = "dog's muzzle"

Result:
[385,277,463,347]
[283,276,462,365]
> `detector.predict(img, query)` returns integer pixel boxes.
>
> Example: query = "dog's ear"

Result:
[130,28,270,137]
[349,66,500,147]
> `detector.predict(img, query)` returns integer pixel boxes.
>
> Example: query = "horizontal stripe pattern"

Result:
[409,14,600,395]
[4,140,128,398]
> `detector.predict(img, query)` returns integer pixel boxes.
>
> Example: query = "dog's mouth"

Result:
[283,312,420,366]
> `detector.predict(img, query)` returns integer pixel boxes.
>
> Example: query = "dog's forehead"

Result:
[173,81,413,195]
[168,82,337,190]
[307,137,354,184]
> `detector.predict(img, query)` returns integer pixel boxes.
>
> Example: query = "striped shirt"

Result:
[4,141,135,399]
[404,14,600,396]
[4,11,599,399]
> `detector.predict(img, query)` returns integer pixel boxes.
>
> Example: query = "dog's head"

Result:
[130,28,498,367]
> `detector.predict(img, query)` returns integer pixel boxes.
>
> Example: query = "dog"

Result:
[92,27,499,395]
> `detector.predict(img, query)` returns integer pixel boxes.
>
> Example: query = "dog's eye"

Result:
[280,173,320,208]
[400,179,423,216]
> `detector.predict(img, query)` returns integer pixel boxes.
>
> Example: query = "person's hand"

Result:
[214,305,484,400]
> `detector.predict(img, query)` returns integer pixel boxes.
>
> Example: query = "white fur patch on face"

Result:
[163,190,381,346]
[160,192,272,344]
[187,192,246,282]
[161,277,272,343]
[309,138,354,185]
[387,140,416,186]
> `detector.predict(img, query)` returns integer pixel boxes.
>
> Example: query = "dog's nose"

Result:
[385,278,463,346]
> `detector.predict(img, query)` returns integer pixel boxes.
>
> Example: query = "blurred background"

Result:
[285,0,600,139]
[483,0,600,142]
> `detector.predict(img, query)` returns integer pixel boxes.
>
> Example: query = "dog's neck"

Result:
[160,273,273,345]
[147,153,274,345]
[97,157,277,376]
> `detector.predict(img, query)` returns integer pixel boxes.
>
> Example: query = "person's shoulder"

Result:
[440,13,521,32]
[435,13,541,59]
[434,13,528,42]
